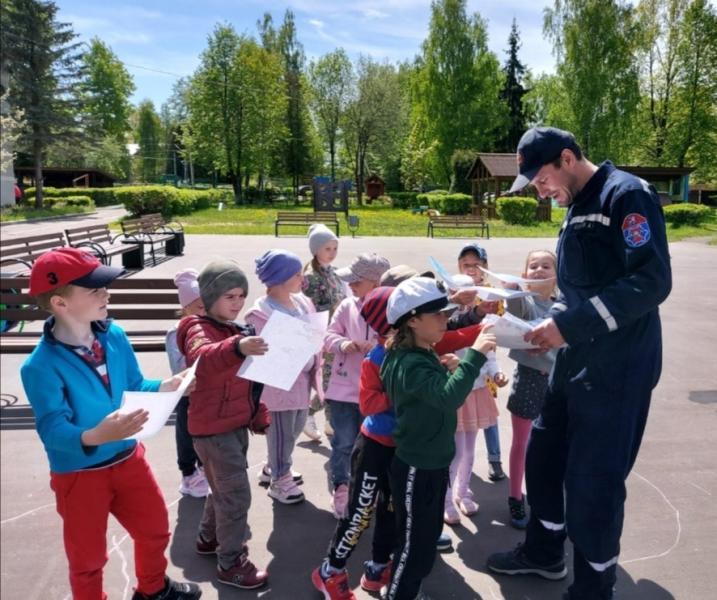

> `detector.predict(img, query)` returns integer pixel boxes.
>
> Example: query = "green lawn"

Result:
[175,204,566,238]
[0,204,95,222]
[167,204,717,243]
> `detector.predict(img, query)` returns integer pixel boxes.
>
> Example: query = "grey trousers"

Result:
[266,409,308,480]
[193,428,250,570]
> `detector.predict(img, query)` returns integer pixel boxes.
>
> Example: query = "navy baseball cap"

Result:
[509,127,581,193]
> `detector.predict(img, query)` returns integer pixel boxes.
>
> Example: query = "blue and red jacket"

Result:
[359,323,484,447]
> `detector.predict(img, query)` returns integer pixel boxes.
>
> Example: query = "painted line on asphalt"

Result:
[621,470,682,565]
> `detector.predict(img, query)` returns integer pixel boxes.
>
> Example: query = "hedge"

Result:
[497,196,538,225]
[418,192,472,215]
[388,191,420,209]
[24,185,233,216]
[43,195,94,208]
[663,203,713,226]
[115,186,233,217]
[25,186,120,206]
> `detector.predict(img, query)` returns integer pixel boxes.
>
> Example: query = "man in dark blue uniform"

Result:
[486,127,672,599]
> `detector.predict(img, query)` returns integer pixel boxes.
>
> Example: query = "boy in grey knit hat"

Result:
[198,260,249,314]
[176,259,270,589]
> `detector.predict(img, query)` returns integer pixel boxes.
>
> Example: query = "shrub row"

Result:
[418,192,472,215]
[663,203,713,226]
[43,195,94,208]
[387,191,420,209]
[24,186,119,206]
[24,185,233,216]
[497,196,539,225]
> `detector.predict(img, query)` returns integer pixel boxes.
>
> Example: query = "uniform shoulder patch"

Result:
[622,213,651,248]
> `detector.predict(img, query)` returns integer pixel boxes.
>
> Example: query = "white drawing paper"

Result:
[120,359,199,440]
[482,313,541,349]
[238,310,328,391]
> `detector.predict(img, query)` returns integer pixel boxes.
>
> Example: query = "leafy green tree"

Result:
[258,10,319,196]
[187,25,286,200]
[1,0,86,207]
[135,99,162,182]
[544,0,642,162]
[81,38,135,139]
[308,49,353,181]
[634,0,717,182]
[413,0,506,184]
[342,57,404,205]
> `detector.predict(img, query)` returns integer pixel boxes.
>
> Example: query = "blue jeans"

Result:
[483,422,501,463]
[327,399,361,488]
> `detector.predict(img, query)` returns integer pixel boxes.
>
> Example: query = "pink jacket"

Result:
[245,294,322,412]
[323,296,377,404]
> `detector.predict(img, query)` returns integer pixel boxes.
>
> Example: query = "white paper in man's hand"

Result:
[482,313,540,349]
[120,359,199,440]
[479,266,555,288]
[238,310,328,391]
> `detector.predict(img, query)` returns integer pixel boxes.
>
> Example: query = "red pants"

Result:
[50,443,170,600]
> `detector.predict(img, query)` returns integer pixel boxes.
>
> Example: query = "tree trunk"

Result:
[329,137,336,182]
[33,140,43,209]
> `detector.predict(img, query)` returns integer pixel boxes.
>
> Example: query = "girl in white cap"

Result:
[302,224,346,441]
[381,277,496,600]
[166,268,209,498]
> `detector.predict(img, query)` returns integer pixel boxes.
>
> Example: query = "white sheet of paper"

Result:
[479,266,555,288]
[120,359,199,440]
[471,286,536,302]
[429,256,464,288]
[482,313,540,349]
[238,310,328,391]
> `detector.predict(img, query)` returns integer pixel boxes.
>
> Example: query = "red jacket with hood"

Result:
[177,315,270,436]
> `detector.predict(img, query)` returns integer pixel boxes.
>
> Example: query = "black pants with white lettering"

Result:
[327,433,396,570]
[387,456,447,600]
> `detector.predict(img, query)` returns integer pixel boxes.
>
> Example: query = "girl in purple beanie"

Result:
[245,250,323,505]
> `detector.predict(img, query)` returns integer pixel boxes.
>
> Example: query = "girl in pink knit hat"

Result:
[167,268,209,498]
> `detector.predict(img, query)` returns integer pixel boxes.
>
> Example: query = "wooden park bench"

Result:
[0,277,180,354]
[274,211,340,237]
[120,214,184,267]
[65,224,143,269]
[140,213,185,255]
[0,232,67,275]
[427,214,490,239]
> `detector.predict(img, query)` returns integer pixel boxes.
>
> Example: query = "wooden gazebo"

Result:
[466,153,550,220]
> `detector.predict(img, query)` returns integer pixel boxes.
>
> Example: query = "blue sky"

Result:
[56,0,560,109]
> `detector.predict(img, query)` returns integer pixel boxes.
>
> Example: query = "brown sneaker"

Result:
[195,534,219,555]
[217,554,268,589]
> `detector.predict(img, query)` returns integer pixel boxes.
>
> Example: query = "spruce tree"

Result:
[499,19,528,152]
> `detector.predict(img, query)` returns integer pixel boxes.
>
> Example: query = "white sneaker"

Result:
[258,464,303,486]
[268,473,305,504]
[303,415,322,442]
[179,468,210,498]
[331,484,349,519]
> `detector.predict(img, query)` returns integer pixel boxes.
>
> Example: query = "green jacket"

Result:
[380,346,487,470]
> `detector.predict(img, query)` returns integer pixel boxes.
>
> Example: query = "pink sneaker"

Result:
[268,473,304,504]
[179,468,209,498]
[458,496,479,516]
[444,498,461,526]
[331,484,349,519]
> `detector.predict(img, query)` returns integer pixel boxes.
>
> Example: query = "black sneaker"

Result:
[436,531,453,552]
[508,496,529,529]
[131,576,202,599]
[488,461,506,481]
[487,544,567,580]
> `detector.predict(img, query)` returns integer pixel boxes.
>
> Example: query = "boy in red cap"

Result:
[20,248,201,600]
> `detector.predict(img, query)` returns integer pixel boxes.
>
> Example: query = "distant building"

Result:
[15,166,115,189]
[467,152,694,205]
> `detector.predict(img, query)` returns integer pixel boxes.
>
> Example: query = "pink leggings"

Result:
[509,414,533,499]
[446,430,478,506]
